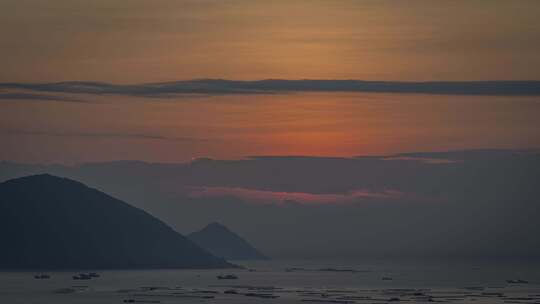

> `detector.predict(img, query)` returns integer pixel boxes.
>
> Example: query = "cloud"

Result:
[0,92,83,102]
[188,186,413,205]
[1,79,539,98]
[381,156,460,164]
[0,129,204,142]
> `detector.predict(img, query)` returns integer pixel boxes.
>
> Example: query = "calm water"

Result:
[1,259,539,303]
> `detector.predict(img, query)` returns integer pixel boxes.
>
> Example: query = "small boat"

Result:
[382,277,393,281]
[245,292,280,299]
[34,273,51,279]
[88,272,100,278]
[73,273,92,280]
[217,274,238,280]
[507,279,529,284]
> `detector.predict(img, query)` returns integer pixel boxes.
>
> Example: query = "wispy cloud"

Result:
[188,186,409,205]
[381,156,460,164]
[0,92,83,102]
[1,79,539,99]
[0,129,204,142]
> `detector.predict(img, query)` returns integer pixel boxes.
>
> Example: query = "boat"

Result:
[217,274,238,280]
[34,273,51,279]
[245,292,280,299]
[507,279,529,284]
[72,273,92,280]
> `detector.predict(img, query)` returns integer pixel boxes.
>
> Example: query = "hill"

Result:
[0,174,233,270]
[188,222,268,260]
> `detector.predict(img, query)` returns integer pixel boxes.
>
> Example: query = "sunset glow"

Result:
[1,1,540,299]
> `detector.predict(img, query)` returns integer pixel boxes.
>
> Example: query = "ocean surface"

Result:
[1,259,539,303]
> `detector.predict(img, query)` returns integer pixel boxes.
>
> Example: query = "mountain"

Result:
[0,174,233,270]
[188,222,268,260]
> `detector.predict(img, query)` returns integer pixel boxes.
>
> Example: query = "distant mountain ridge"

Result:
[0,174,233,270]
[188,222,268,260]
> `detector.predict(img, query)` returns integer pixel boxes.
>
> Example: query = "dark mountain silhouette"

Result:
[188,222,268,260]
[0,174,233,270]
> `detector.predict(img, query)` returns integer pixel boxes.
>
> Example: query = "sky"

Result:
[1,0,540,163]
[2,0,540,82]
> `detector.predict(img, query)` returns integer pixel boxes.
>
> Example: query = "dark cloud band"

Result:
[0,92,83,102]
[1,79,540,98]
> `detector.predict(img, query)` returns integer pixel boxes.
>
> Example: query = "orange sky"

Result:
[1,1,540,163]
[1,92,539,163]
[1,0,540,82]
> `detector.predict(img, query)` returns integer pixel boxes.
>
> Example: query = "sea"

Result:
[1,259,539,303]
